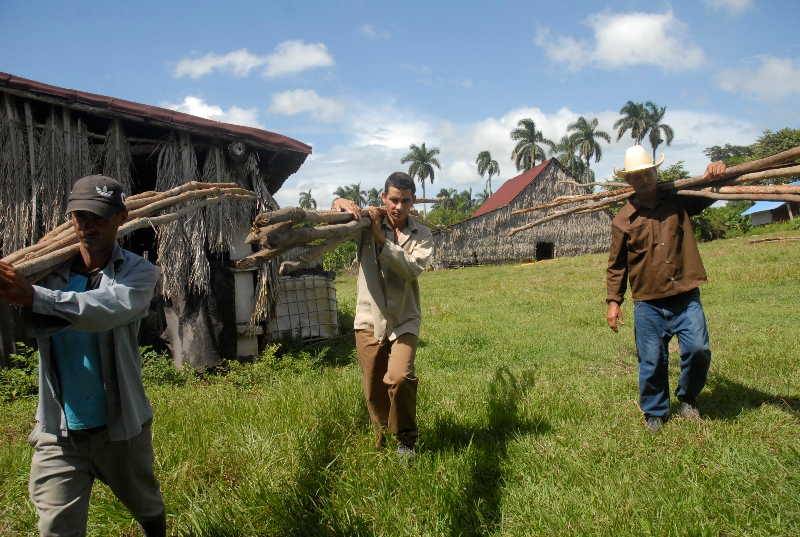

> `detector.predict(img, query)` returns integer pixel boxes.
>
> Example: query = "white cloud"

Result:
[174,49,266,79]
[705,0,753,14]
[173,40,334,79]
[277,102,762,210]
[268,89,345,122]
[536,11,705,72]
[359,24,391,40]
[162,96,263,128]
[718,56,800,100]
[263,40,334,78]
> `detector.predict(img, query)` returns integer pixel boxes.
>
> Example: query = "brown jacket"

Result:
[606,194,713,304]
[354,215,433,341]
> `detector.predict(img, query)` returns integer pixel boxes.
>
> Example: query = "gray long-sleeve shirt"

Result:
[30,245,160,442]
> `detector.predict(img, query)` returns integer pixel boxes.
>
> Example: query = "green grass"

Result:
[1,230,799,536]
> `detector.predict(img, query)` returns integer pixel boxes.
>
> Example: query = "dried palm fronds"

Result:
[1,182,255,283]
[0,94,33,256]
[101,120,133,193]
[155,132,209,300]
[508,146,800,236]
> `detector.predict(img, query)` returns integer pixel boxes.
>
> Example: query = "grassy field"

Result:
[1,231,798,536]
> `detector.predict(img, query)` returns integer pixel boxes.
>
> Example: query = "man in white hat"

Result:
[606,146,725,433]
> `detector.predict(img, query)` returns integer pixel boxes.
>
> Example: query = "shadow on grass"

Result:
[260,415,372,537]
[180,395,372,537]
[425,367,551,537]
[701,373,800,420]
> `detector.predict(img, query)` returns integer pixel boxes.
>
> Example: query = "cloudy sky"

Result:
[2,0,798,208]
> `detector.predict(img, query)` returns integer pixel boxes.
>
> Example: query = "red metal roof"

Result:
[471,160,550,218]
[0,72,311,155]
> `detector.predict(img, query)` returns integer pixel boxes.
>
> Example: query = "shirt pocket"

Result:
[627,221,652,252]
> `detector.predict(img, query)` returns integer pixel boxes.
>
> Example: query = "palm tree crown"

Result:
[365,187,382,207]
[475,150,500,196]
[568,116,611,166]
[510,118,555,171]
[334,183,367,207]
[298,189,317,210]
[552,135,587,179]
[645,102,675,160]
[613,101,650,144]
[401,142,441,203]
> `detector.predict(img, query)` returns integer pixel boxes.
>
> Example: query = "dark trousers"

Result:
[633,289,712,418]
[355,329,419,446]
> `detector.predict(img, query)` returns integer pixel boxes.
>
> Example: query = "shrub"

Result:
[0,342,39,403]
[692,205,752,241]
[322,240,358,273]
[141,346,197,387]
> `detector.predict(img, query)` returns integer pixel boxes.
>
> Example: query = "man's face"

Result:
[381,186,414,225]
[626,168,658,195]
[70,210,126,254]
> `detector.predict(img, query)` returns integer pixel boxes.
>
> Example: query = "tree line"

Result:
[304,100,676,216]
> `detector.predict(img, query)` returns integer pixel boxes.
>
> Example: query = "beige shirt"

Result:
[354,214,433,342]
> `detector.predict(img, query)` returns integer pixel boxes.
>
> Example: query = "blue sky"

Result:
[2,0,799,207]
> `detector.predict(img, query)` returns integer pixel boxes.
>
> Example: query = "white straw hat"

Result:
[614,145,664,178]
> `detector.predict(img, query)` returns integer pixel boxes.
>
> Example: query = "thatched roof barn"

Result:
[432,159,610,267]
[0,72,311,368]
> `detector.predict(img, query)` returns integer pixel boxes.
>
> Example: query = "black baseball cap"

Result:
[66,175,127,218]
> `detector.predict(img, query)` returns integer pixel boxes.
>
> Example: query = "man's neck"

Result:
[76,245,114,273]
[387,215,408,231]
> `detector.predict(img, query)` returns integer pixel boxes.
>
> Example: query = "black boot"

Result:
[139,512,166,537]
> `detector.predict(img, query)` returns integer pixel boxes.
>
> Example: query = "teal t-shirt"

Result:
[51,273,107,430]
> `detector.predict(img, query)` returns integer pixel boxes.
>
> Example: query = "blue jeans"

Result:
[633,289,711,418]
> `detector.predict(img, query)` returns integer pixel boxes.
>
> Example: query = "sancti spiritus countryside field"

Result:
[1,230,798,537]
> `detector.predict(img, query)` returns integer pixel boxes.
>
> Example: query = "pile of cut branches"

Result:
[1,181,255,282]
[238,207,383,275]
[507,146,800,236]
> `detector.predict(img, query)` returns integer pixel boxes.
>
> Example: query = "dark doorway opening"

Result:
[535,242,554,260]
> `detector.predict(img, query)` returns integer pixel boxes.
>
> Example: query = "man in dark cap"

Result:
[0,175,166,536]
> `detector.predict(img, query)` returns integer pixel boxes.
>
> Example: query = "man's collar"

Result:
[381,214,419,234]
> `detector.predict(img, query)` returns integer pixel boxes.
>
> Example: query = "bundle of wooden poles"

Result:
[236,207,384,275]
[507,146,800,236]
[1,181,256,282]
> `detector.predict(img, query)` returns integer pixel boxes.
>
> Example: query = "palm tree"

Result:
[510,118,555,171]
[365,187,382,207]
[298,189,317,210]
[613,101,649,144]
[645,102,675,161]
[567,116,611,173]
[552,135,587,180]
[401,142,441,212]
[334,183,367,207]
[475,150,500,196]
[475,189,490,206]
[435,188,457,210]
[454,188,476,212]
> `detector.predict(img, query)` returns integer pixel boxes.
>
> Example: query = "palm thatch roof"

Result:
[432,159,611,267]
[0,72,312,363]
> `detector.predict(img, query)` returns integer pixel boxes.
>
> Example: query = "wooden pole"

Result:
[675,191,800,202]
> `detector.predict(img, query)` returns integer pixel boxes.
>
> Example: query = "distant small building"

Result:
[740,180,799,226]
[431,159,611,268]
